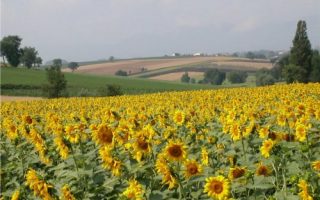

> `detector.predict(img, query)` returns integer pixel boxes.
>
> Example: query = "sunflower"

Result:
[260,139,274,158]
[256,163,271,176]
[312,160,320,171]
[25,169,53,199]
[204,175,230,200]
[258,126,269,139]
[164,140,187,161]
[173,110,185,125]
[228,166,246,180]
[11,190,20,200]
[184,159,202,179]
[122,179,144,200]
[298,180,313,200]
[230,123,241,141]
[201,148,209,166]
[92,124,114,146]
[61,185,76,200]
[295,123,307,142]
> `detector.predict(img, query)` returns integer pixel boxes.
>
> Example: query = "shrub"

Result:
[42,65,68,98]
[97,84,123,97]
[256,73,275,86]
[227,71,248,83]
[115,70,128,76]
[180,72,190,83]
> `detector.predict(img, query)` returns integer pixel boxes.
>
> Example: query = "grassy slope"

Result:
[1,67,219,96]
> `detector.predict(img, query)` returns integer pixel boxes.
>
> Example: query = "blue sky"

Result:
[1,0,319,62]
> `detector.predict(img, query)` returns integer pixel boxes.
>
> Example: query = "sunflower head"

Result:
[93,124,114,146]
[312,160,320,171]
[173,110,185,125]
[229,166,246,180]
[204,175,230,200]
[256,163,271,176]
[260,139,274,158]
[164,140,187,161]
[184,159,202,179]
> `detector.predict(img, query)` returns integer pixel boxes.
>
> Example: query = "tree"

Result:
[53,58,62,67]
[310,50,320,82]
[246,52,255,60]
[227,71,248,83]
[203,69,226,85]
[0,35,22,67]
[283,64,307,83]
[181,72,190,83]
[109,56,114,62]
[35,57,42,68]
[42,65,68,98]
[115,70,128,76]
[20,47,38,68]
[68,62,79,72]
[286,20,312,83]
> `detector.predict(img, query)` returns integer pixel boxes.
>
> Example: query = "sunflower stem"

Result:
[241,137,247,163]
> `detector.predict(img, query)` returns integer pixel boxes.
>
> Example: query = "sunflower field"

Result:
[1,83,320,200]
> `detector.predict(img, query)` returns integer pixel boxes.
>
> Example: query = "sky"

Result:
[1,0,320,62]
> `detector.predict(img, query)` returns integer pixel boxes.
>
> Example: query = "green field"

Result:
[1,67,223,97]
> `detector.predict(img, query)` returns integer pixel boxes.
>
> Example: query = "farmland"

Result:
[1,83,319,199]
[65,56,272,80]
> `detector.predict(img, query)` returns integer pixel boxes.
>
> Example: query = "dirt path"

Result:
[1,96,43,102]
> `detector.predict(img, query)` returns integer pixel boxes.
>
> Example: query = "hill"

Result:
[63,56,272,81]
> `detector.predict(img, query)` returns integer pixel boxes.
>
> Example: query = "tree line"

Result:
[0,35,42,68]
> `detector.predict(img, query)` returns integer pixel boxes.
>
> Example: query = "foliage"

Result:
[68,62,79,72]
[115,70,128,76]
[256,73,275,86]
[20,46,38,68]
[203,69,226,85]
[53,58,63,67]
[226,71,248,83]
[180,72,190,83]
[310,50,320,82]
[0,35,22,67]
[283,64,307,84]
[285,20,312,83]
[109,56,115,62]
[98,84,123,97]
[35,57,42,68]
[1,84,320,199]
[246,51,255,60]
[0,84,41,90]
[42,65,68,98]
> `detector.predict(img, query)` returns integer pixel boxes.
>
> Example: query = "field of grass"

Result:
[1,67,220,97]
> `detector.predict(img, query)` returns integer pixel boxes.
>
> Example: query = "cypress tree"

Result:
[289,20,312,83]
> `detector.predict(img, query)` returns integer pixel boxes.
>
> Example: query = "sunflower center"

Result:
[176,114,182,122]
[100,129,113,144]
[210,181,223,194]
[232,168,245,179]
[138,139,148,150]
[188,164,198,175]
[168,145,182,157]
[257,166,268,176]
